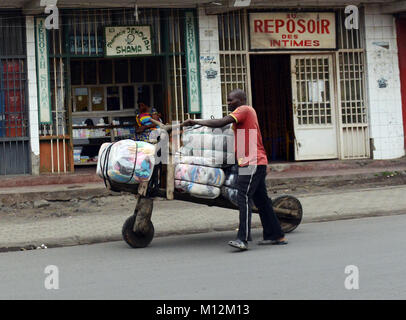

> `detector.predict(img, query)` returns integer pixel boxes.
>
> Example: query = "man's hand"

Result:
[181,119,197,127]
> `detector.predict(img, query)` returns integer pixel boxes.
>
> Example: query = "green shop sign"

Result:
[185,12,201,114]
[35,18,52,124]
[105,26,152,57]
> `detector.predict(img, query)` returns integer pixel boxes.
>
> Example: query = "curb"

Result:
[266,170,406,191]
[0,185,112,207]
[0,221,263,253]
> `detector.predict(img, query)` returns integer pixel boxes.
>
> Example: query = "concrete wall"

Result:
[364,5,405,159]
[198,8,223,120]
[25,16,40,175]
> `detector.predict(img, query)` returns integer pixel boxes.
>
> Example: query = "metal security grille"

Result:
[0,12,30,175]
[336,9,370,159]
[293,57,333,126]
[218,10,250,116]
[167,9,188,123]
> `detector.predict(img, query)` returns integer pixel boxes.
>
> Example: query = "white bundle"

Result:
[96,139,156,185]
[179,124,235,167]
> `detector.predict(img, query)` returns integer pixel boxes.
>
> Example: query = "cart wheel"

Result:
[122,214,154,248]
[272,195,303,233]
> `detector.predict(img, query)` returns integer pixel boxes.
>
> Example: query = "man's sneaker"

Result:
[228,239,248,251]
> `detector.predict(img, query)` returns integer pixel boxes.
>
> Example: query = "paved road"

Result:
[1,214,406,300]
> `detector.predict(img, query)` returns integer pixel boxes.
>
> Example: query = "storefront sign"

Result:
[35,18,52,124]
[105,26,152,57]
[185,12,201,114]
[249,12,336,50]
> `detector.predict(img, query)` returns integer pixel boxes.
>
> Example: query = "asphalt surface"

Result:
[1,185,406,251]
[1,214,406,300]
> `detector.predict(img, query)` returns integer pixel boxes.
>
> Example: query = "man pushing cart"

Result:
[97,89,303,251]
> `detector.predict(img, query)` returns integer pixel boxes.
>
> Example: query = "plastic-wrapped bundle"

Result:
[174,155,225,168]
[177,146,193,157]
[221,186,238,206]
[174,153,210,167]
[221,165,256,208]
[181,124,235,167]
[223,164,239,188]
[175,180,221,199]
[221,165,239,206]
[191,149,235,166]
[97,139,156,185]
[175,163,225,187]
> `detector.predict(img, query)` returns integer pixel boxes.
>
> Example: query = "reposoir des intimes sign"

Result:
[249,12,336,50]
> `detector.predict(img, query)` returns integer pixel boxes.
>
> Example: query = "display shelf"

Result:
[74,162,98,166]
[72,116,136,167]
[73,137,112,145]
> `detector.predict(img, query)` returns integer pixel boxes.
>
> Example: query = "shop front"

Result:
[36,8,199,172]
[70,56,164,165]
[217,9,370,162]
[0,11,31,175]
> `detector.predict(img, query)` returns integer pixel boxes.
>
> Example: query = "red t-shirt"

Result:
[229,105,268,167]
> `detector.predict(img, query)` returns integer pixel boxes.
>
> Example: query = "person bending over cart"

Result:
[135,101,160,142]
[181,89,287,251]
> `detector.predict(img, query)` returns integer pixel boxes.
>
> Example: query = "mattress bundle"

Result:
[97,139,156,188]
[174,124,235,199]
[176,124,235,167]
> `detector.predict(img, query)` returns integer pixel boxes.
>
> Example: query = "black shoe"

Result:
[228,239,248,251]
[257,239,288,245]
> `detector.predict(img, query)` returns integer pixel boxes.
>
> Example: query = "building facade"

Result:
[0,0,405,176]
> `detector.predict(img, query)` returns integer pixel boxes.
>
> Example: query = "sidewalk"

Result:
[1,157,405,205]
[0,158,405,251]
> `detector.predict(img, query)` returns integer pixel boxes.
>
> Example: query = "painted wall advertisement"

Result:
[105,26,152,57]
[36,18,52,124]
[249,12,336,50]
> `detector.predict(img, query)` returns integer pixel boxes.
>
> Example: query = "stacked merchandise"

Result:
[175,164,225,199]
[179,125,235,167]
[221,164,239,206]
[174,124,234,199]
[96,139,156,189]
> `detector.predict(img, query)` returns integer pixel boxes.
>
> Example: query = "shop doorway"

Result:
[290,55,338,160]
[250,54,294,162]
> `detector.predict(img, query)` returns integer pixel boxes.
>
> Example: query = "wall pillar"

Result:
[25,16,40,175]
[198,8,223,119]
[364,5,405,159]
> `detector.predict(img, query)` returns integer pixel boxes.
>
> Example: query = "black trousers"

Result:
[236,165,285,242]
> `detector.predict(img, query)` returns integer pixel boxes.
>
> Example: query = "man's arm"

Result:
[182,115,235,128]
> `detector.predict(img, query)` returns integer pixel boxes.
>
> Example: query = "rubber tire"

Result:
[272,195,303,234]
[122,214,155,248]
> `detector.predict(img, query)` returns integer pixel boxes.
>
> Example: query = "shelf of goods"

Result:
[73,125,135,165]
